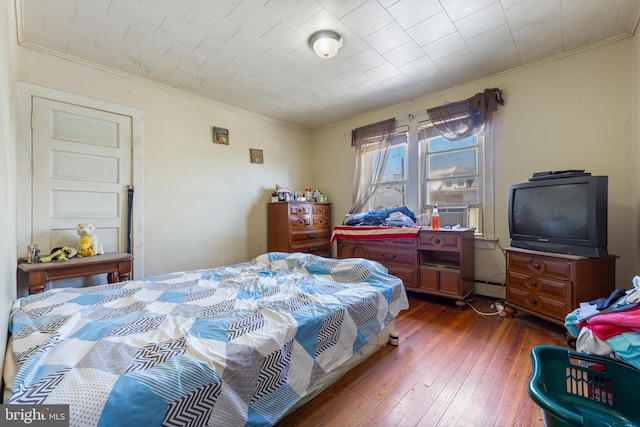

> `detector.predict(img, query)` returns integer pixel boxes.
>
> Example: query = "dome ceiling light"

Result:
[308,30,343,59]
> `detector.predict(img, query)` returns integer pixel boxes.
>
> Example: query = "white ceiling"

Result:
[17,0,640,130]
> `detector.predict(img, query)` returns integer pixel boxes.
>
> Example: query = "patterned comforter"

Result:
[4,252,408,426]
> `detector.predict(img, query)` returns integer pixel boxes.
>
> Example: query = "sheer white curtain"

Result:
[350,118,396,214]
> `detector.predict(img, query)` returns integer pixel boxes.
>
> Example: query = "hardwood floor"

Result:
[279,292,569,426]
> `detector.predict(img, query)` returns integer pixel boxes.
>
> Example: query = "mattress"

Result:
[3,252,408,426]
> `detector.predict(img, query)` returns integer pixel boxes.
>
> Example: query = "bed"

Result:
[3,252,408,426]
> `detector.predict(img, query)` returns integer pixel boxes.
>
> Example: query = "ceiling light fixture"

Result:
[308,30,343,59]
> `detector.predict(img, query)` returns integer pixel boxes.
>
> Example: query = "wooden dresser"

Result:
[505,247,617,326]
[337,228,475,307]
[267,202,332,257]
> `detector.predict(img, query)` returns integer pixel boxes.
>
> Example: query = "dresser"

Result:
[337,228,475,307]
[267,202,332,257]
[505,247,617,326]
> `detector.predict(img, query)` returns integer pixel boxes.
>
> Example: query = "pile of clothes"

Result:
[343,206,417,227]
[565,276,640,369]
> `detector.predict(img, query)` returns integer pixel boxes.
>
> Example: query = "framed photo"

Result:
[213,127,229,145]
[250,149,263,164]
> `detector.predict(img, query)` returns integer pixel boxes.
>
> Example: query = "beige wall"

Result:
[313,39,636,290]
[633,25,640,277]
[0,0,17,369]
[17,48,314,277]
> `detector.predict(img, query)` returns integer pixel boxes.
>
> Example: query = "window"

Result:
[353,114,494,238]
[419,128,484,234]
[368,131,407,209]
[423,134,479,205]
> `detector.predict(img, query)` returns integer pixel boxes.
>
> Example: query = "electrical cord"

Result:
[465,299,501,316]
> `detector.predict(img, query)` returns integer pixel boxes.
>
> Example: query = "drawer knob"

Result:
[434,238,441,244]
[531,298,538,305]
[307,233,316,239]
[530,280,537,287]
[533,262,541,270]
[382,253,396,260]
[308,246,317,252]
[298,219,306,225]
[319,218,325,224]
[297,207,305,214]
[319,208,325,213]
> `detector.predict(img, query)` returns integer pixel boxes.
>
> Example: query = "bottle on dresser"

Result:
[431,204,440,230]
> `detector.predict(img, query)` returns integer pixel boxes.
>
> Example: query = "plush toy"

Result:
[77,235,94,257]
[40,246,77,263]
[77,223,104,257]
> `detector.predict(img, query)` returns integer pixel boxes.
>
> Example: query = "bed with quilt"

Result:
[3,252,408,426]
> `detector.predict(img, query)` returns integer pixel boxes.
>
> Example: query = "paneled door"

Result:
[31,96,132,254]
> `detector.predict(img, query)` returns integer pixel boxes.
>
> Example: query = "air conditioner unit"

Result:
[427,204,468,227]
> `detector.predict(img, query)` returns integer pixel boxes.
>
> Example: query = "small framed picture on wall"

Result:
[213,127,229,145]
[250,149,263,164]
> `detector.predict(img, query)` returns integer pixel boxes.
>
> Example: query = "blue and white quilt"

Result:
[4,252,408,427]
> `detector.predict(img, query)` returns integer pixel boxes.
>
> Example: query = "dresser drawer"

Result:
[311,215,330,227]
[368,238,417,247]
[291,228,330,242]
[366,246,417,267]
[289,204,312,215]
[507,252,574,281]
[290,241,330,256]
[506,270,572,321]
[289,214,312,228]
[312,204,331,215]
[417,232,461,252]
[506,271,572,302]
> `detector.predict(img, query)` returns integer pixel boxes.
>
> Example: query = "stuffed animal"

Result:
[39,246,78,263]
[77,223,104,256]
[77,235,94,257]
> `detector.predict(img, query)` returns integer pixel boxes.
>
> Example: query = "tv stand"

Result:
[504,247,616,326]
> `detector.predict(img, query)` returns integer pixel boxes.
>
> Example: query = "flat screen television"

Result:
[508,175,608,258]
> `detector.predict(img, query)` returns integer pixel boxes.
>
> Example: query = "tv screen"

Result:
[508,175,608,258]
[512,183,589,240]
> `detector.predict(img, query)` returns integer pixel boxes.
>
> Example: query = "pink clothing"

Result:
[585,305,640,340]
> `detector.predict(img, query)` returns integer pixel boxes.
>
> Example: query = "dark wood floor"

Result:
[279,292,569,426]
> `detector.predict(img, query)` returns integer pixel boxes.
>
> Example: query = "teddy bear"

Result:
[77,223,104,257]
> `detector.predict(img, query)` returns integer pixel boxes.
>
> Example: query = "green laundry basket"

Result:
[528,346,640,426]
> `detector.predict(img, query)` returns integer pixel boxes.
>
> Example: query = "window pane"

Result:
[428,135,476,153]
[428,148,477,179]
[372,184,405,209]
[369,143,406,209]
[383,143,406,181]
[428,178,478,204]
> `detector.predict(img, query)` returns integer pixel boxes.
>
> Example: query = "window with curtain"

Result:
[367,130,408,209]
[350,89,502,237]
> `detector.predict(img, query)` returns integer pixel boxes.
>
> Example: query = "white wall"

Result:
[0,0,17,371]
[17,48,314,276]
[313,39,636,290]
